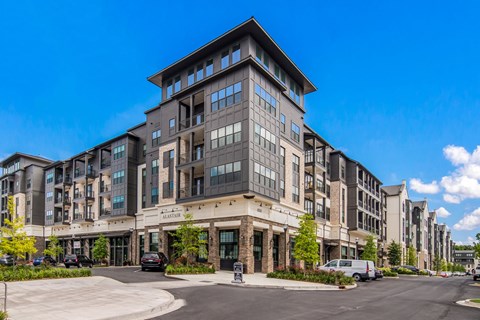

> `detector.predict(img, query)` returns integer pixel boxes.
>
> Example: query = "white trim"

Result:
[214,220,241,227]
[253,221,270,230]
[272,226,285,233]
[163,225,179,231]
[147,228,160,232]
[194,223,210,228]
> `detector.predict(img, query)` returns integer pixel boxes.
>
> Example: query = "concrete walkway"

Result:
[7,276,175,320]
[167,271,356,290]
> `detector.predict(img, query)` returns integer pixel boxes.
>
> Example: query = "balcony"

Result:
[178,184,204,199]
[179,147,204,165]
[73,211,94,223]
[74,169,85,179]
[99,208,111,218]
[86,169,96,180]
[73,191,95,202]
[304,150,326,168]
[179,113,205,131]
[54,212,70,225]
[100,160,111,170]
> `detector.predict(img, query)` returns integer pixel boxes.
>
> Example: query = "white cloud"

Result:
[453,208,480,231]
[435,207,451,218]
[409,178,440,194]
[443,145,471,166]
[443,194,461,204]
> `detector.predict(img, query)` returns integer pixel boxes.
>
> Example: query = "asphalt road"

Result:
[152,276,480,320]
[91,266,177,283]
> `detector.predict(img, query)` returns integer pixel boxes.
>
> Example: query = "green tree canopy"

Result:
[171,213,207,265]
[406,245,417,266]
[43,235,63,260]
[92,234,109,264]
[360,235,377,263]
[293,214,319,269]
[387,240,402,266]
[433,255,441,273]
[0,196,37,261]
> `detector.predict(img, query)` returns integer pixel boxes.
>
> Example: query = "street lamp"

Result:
[355,237,359,260]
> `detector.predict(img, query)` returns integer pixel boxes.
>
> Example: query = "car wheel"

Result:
[353,273,362,282]
[66,265,70,269]
[78,263,83,268]
[141,267,146,271]
[89,264,93,268]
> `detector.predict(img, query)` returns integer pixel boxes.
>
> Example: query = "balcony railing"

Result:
[192,113,204,126]
[73,211,94,221]
[100,184,111,193]
[100,161,111,169]
[304,150,325,166]
[74,169,85,178]
[54,212,69,223]
[179,147,204,165]
[100,208,111,217]
[178,184,204,199]
[86,169,96,179]
[178,113,205,131]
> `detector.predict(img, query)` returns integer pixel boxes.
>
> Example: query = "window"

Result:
[221,50,229,69]
[339,260,352,267]
[149,232,159,251]
[304,199,313,214]
[342,188,346,223]
[143,144,146,156]
[274,64,286,84]
[46,191,53,201]
[152,159,159,175]
[341,165,345,179]
[255,46,269,70]
[210,161,241,186]
[163,150,174,168]
[188,68,195,86]
[280,147,285,165]
[254,162,276,189]
[113,145,125,160]
[232,44,240,64]
[280,180,285,197]
[289,81,300,104]
[151,187,158,204]
[196,63,204,81]
[317,203,324,218]
[113,195,125,209]
[254,123,276,153]
[152,129,161,147]
[113,170,125,185]
[341,246,348,259]
[254,83,277,116]
[206,59,213,76]
[292,155,300,173]
[292,186,299,203]
[46,173,54,184]
[291,122,300,143]
[46,210,53,221]
[211,82,242,112]
[174,76,181,93]
[166,80,173,99]
[26,179,31,189]
[211,122,242,149]
[280,114,286,132]
[169,118,176,134]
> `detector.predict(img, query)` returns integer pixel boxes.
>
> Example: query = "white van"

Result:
[319,259,375,281]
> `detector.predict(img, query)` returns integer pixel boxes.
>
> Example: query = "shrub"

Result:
[0,311,7,320]
[267,268,354,286]
[396,267,415,275]
[165,264,215,275]
[378,267,398,277]
[418,270,429,276]
[0,265,91,282]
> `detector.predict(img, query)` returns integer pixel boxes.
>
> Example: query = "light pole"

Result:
[355,237,359,260]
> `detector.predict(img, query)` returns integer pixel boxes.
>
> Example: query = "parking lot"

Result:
[91,266,178,283]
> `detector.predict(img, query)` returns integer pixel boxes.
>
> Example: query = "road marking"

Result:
[133,269,142,272]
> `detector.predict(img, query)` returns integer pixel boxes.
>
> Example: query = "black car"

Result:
[141,252,168,271]
[64,254,94,268]
[372,268,384,280]
[0,255,14,266]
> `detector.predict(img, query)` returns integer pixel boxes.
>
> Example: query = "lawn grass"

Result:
[470,299,480,303]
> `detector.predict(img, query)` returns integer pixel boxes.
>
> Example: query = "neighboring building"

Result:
[427,211,438,268]
[453,250,477,273]
[0,153,53,257]
[382,180,410,264]
[330,150,383,260]
[43,129,146,265]
[412,200,430,269]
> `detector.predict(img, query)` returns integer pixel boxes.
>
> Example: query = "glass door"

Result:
[253,231,263,273]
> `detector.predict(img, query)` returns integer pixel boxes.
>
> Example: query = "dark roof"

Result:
[329,150,382,184]
[303,124,332,147]
[147,17,316,94]
[382,184,406,196]
[0,152,53,167]
[412,200,427,210]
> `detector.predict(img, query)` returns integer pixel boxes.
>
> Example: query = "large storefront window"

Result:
[139,235,145,258]
[341,246,348,259]
[272,234,279,268]
[219,230,238,270]
[149,232,159,252]
[289,238,296,266]
[253,231,263,272]
[197,231,208,262]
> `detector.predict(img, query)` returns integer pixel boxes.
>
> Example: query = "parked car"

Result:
[439,271,449,278]
[473,267,480,281]
[33,256,57,266]
[141,252,169,271]
[0,255,14,266]
[424,269,435,276]
[392,265,419,274]
[318,259,375,281]
[64,254,93,268]
[372,268,383,280]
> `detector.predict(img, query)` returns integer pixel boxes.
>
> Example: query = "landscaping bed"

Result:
[378,267,398,277]
[0,265,91,282]
[267,266,354,286]
[165,264,215,275]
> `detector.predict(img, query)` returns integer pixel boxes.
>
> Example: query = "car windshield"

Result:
[143,253,159,259]
[65,255,76,259]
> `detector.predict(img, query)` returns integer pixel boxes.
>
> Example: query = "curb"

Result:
[217,282,357,291]
[456,299,480,309]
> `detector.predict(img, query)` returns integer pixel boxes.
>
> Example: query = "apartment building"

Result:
[0,153,53,257]
[43,130,145,265]
[411,200,430,269]
[135,17,318,273]
[427,210,438,269]
[453,250,476,273]
[329,151,383,260]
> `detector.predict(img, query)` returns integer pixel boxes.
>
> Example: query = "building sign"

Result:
[73,241,81,249]
[231,262,244,283]
[161,212,181,220]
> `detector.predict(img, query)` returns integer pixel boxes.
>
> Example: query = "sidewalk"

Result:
[167,271,356,290]
[7,276,175,320]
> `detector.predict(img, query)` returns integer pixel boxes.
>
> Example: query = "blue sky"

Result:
[1,1,480,244]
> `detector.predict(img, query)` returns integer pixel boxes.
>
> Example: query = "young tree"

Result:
[0,196,37,262]
[387,240,402,266]
[474,233,480,259]
[92,234,109,264]
[43,235,63,261]
[360,235,377,263]
[440,258,448,271]
[406,245,417,266]
[293,214,319,270]
[171,213,207,265]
